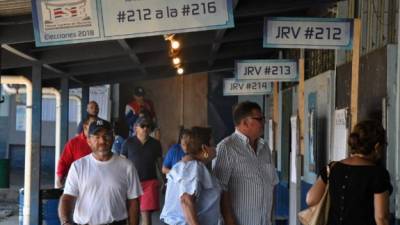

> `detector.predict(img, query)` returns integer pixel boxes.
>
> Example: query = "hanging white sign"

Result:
[235,59,298,81]
[223,78,272,96]
[264,17,353,49]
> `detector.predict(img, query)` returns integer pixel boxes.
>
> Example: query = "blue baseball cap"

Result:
[88,119,112,136]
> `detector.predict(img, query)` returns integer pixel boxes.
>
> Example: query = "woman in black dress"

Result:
[306,120,392,225]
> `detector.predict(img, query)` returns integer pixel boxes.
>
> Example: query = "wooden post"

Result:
[180,75,184,126]
[298,49,305,155]
[350,18,361,129]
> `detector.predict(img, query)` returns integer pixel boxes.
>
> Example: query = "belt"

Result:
[77,219,127,225]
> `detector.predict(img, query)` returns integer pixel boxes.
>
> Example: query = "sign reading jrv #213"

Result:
[223,79,272,96]
[31,0,234,46]
[264,17,353,49]
[236,60,298,81]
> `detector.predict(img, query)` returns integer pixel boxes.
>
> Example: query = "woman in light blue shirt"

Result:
[160,127,221,225]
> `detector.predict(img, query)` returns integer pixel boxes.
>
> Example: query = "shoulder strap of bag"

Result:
[326,161,337,180]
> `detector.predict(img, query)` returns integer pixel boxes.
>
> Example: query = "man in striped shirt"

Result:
[213,101,279,225]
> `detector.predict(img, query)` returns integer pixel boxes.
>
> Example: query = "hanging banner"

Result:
[235,59,298,81]
[307,92,317,172]
[32,0,234,46]
[332,108,348,161]
[290,115,298,183]
[223,78,272,96]
[263,17,353,49]
[16,105,26,131]
[268,119,273,152]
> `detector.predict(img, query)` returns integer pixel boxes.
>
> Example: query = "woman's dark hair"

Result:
[232,101,261,126]
[186,127,212,155]
[348,120,386,155]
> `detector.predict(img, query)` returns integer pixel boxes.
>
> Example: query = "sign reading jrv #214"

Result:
[223,79,272,96]
[264,17,353,49]
[236,60,298,81]
[31,0,234,46]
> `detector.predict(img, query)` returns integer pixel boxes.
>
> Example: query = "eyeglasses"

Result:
[139,124,150,129]
[250,116,265,122]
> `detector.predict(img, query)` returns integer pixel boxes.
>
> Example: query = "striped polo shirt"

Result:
[213,130,279,225]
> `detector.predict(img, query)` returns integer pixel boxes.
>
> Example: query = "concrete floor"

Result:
[0,211,164,225]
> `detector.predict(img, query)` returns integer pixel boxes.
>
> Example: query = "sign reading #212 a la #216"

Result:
[31,0,234,46]
[235,59,298,81]
[264,17,354,49]
[223,79,272,96]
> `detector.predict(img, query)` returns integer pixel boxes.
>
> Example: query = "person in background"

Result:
[161,128,191,174]
[112,120,126,155]
[58,119,142,225]
[56,116,96,188]
[125,86,157,137]
[122,116,162,225]
[306,120,392,225]
[76,101,102,134]
[213,101,279,225]
[160,127,221,225]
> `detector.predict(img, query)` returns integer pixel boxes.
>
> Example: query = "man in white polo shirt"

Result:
[58,119,143,225]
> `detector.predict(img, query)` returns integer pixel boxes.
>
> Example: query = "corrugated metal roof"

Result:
[0,0,31,17]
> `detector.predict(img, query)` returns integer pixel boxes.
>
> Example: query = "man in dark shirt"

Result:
[122,116,162,225]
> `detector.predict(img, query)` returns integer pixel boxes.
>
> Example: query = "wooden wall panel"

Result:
[119,73,208,152]
[336,46,387,122]
[183,74,208,128]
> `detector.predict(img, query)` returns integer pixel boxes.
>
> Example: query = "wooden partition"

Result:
[119,73,208,152]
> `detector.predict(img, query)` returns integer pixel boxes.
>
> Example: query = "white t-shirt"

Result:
[64,154,143,224]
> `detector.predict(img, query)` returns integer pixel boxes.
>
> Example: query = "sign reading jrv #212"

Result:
[31,0,234,46]
[264,17,353,49]
[223,79,272,96]
[236,60,298,81]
